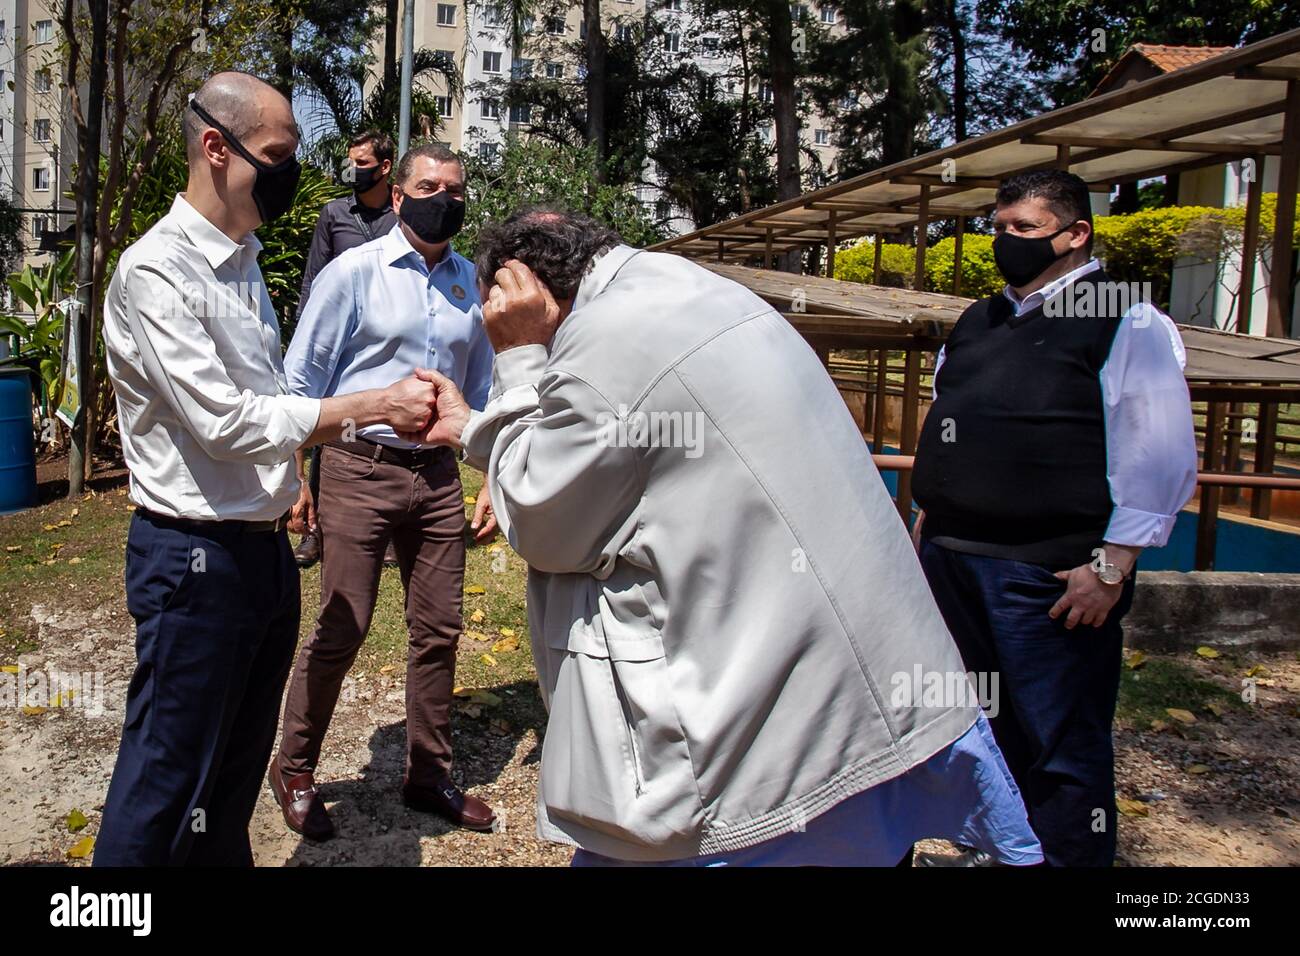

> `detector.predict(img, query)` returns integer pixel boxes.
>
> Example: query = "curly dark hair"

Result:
[996,169,1094,252]
[474,205,622,300]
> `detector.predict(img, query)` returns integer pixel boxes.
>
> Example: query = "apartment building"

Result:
[382,0,847,232]
[0,0,74,270]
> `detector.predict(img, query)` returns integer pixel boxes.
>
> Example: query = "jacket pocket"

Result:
[537,578,701,847]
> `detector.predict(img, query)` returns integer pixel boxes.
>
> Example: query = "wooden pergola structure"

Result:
[652,27,1300,339]
[649,29,1300,571]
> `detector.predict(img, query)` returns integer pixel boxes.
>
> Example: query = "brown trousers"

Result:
[277,443,465,789]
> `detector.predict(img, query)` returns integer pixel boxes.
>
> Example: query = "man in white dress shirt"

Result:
[94,72,438,866]
[911,170,1199,866]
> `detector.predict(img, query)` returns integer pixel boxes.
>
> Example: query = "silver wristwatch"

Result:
[1093,560,1126,586]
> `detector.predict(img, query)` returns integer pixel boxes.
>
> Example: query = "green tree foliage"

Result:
[0,195,24,280]
[833,234,1003,298]
[457,136,663,259]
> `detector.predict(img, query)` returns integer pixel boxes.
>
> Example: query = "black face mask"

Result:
[189,99,301,224]
[347,162,386,193]
[398,190,465,244]
[992,222,1077,288]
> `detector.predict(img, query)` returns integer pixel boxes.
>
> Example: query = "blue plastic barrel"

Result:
[0,368,37,514]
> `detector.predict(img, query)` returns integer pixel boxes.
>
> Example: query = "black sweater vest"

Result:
[912,269,1124,569]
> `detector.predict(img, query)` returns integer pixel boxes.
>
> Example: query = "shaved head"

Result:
[184,71,294,165]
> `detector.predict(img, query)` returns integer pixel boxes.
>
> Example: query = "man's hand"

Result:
[396,368,472,449]
[483,259,562,352]
[381,376,438,433]
[1049,564,1123,629]
[911,509,925,555]
[470,492,499,543]
[288,481,316,536]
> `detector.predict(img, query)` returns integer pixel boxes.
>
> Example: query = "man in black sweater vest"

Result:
[911,170,1198,866]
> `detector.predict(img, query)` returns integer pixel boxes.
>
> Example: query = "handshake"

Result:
[380,368,472,449]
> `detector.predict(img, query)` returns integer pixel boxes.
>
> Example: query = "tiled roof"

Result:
[1129,43,1236,73]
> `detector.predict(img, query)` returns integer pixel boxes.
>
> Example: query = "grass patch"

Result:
[1116,655,1242,730]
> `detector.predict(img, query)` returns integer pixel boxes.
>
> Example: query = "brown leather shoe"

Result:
[293,530,321,568]
[402,777,497,832]
[268,764,335,841]
[383,541,399,568]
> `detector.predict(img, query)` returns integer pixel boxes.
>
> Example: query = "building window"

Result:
[34,20,53,43]
[436,4,457,27]
[546,16,565,35]
[820,4,837,23]
[508,104,531,124]
[482,3,502,26]
[545,61,564,79]
[433,95,453,119]
[759,82,773,104]
[477,142,497,161]
[482,50,502,73]
[790,4,809,21]
[32,215,48,239]
[702,35,720,53]
[615,24,633,42]
[434,49,456,68]
[663,32,680,53]
[33,166,50,191]
[521,15,534,33]
[35,69,52,93]
[34,118,51,142]
[480,98,500,120]
[543,106,562,123]
[511,57,533,78]
[814,128,830,145]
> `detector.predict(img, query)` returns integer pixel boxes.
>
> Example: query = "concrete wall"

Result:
[1125,571,1300,651]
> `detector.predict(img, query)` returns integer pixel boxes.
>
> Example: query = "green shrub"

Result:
[923,234,1002,299]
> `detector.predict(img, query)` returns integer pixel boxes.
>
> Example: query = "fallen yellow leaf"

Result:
[67,809,89,831]
[0,664,18,674]
[480,653,498,667]
[1165,708,1197,725]
[465,585,486,594]
[1196,646,1220,659]
[1149,719,1169,732]
[469,609,485,623]
[470,690,502,707]
[465,630,489,642]
[22,705,48,715]
[67,836,95,859]
[1244,664,1269,678]
[1125,650,1147,670]
[464,495,476,505]
[6,545,21,552]
[1187,764,1211,775]
[492,636,519,654]
[70,508,79,517]
[1205,700,1226,717]
[1116,798,1149,817]
[67,557,83,566]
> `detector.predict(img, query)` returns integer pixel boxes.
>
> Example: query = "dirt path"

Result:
[3,596,1297,867]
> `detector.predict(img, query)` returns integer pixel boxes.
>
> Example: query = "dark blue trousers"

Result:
[919,539,1134,867]
[94,511,300,866]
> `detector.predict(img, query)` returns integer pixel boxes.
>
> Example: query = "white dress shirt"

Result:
[103,194,320,521]
[284,223,493,447]
[932,257,1198,549]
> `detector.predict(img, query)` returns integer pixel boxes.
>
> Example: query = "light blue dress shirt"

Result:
[284,223,494,447]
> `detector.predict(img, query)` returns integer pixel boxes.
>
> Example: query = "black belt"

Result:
[136,507,291,534]
[324,436,452,470]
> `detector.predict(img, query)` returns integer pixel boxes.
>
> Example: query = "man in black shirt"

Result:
[291,130,399,567]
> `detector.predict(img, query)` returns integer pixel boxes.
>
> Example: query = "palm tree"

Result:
[299,48,462,169]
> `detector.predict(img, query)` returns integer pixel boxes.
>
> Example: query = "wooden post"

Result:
[872,233,884,285]
[1266,80,1299,339]
[872,348,889,452]
[895,348,921,523]
[1223,403,1243,506]
[1251,401,1279,520]
[826,211,837,279]
[764,228,773,270]
[953,216,965,296]
[1236,155,1263,334]
[1194,402,1224,570]
[716,239,725,263]
[1056,144,1070,170]
[913,185,930,291]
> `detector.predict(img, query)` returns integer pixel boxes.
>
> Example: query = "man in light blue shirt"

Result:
[269,144,499,841]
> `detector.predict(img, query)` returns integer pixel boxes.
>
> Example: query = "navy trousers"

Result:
[919,538,1134,867]
[95,510,300,866]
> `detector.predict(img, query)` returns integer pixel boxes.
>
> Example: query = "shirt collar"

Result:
[170,193,258,270]
[1003,257,1101,315]
[350,193,393,216]
[572,244,641,313]
[381,222,456,272]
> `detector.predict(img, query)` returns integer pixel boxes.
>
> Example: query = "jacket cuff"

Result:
[1104,505,1180,549]
[491,344,548,397]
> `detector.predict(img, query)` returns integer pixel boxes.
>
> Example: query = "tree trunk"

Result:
[943,0,968,142]
[765,0,799,203]
[881,0,925,165]
[68,0,108,496]
[384,0,398,90]
[583,0,606,181]
[273,12,294,99]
